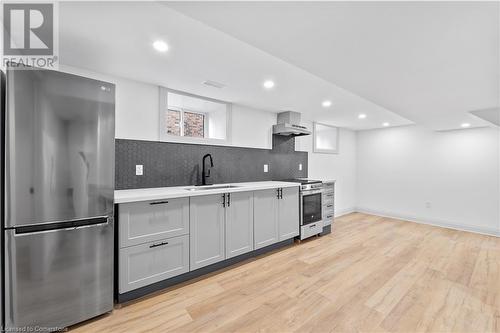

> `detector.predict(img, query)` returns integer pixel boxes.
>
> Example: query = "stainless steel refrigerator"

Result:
[2,65,115,330]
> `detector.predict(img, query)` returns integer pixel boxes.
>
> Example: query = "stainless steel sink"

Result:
[185,185,240,191]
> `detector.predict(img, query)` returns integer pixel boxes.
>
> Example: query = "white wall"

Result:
[60,65,277,148]
[357,125,500,235]
[231,105,276,149]
[60,65,160,141]
[296,121,357,216]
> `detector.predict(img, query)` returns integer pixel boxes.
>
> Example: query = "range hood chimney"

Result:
[273,111,311,137]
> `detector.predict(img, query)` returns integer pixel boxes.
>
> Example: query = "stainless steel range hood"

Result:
[273,111,311,136]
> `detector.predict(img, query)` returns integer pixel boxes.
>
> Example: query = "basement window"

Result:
[160,88,231,144]
[166,109,206,138]
[313,122,339,154]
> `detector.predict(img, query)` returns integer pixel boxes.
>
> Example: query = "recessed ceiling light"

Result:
[461,123,471,128]
[263,80,275,89]
[358,114,367,119]
[382,122,390,127]
[153,40,169,52]
[322,100,332,108]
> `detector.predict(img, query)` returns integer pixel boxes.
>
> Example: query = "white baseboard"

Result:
[334,207,356,218]
[355,207,500,237]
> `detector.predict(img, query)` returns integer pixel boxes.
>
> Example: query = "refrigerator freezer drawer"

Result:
[4,219,114,330]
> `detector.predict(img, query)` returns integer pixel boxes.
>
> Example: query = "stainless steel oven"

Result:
[299,182,324,240]
[300,183,323,226]
[281,178,324,240]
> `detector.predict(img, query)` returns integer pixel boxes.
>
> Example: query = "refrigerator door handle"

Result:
[14,216,110,235]
[75,221,109,230]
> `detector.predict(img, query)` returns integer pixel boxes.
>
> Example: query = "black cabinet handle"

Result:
[150,200,169,205]
[149,241,169,248]
[277,189,280,199]
[327,204,333,208]
[326,215,333,219]
[309,224,316,228]
[227,193,231,207]
[222,194,226,207]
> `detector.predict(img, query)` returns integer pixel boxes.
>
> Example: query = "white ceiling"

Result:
[58,1,412,130]
[470,107,500,127]
[167,1,500,131]
[58,1,499,131]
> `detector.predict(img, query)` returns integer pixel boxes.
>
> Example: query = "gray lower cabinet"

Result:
[119,197,189,248]
[225,192,254,258]
[117,186,299,296]
[278,187,300,240]
[254,189,279,250]
[190,194,226,270]
[119,235,189,293]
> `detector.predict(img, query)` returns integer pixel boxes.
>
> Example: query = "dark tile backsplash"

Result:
[115,136,308,190]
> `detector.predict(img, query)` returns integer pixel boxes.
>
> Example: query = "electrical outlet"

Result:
[425,202,431,209]
[299,163,303,171]
[263,164,269,173]
[136,165,143,176]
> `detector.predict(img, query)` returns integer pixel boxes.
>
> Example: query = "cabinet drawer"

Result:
[323,212,334,226]
[119,197,189,248]
[323,210,335,219]
[323,207,334,218]
[119,235,189,293]
[323,197,334,207]
[323,202,335,211]
[323,191,334,200]
[301,221,323,239]
[323,182,335,191]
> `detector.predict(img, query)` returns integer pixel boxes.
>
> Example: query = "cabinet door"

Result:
[225,192,254,259]
[190,194,226,270]
[254,189,279,250]
[279,187,300,240]
[119,197,189,248]
[119,235,189,293]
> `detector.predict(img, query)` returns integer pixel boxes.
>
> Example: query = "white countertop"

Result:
[114,181,300,204]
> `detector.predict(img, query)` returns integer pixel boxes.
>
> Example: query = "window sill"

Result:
[160,135,230,146]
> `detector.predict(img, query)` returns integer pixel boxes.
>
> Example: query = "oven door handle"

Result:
[301,189,323,196]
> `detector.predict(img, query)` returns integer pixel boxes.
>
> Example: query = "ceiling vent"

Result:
[203,80,226,89]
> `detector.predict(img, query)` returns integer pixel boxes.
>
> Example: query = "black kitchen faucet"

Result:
[202,153,214,185]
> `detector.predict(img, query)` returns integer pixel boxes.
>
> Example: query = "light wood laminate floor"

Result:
[72,213,500,333]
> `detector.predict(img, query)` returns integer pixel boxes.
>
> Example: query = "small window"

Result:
[160,88,230,144]
[165,109,206,138]
[166,109,181,136]
[313,122,339,154]
[183,111,205,138]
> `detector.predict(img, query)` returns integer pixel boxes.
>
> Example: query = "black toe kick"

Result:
[116,238,295,304]
[320,225,332,235]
